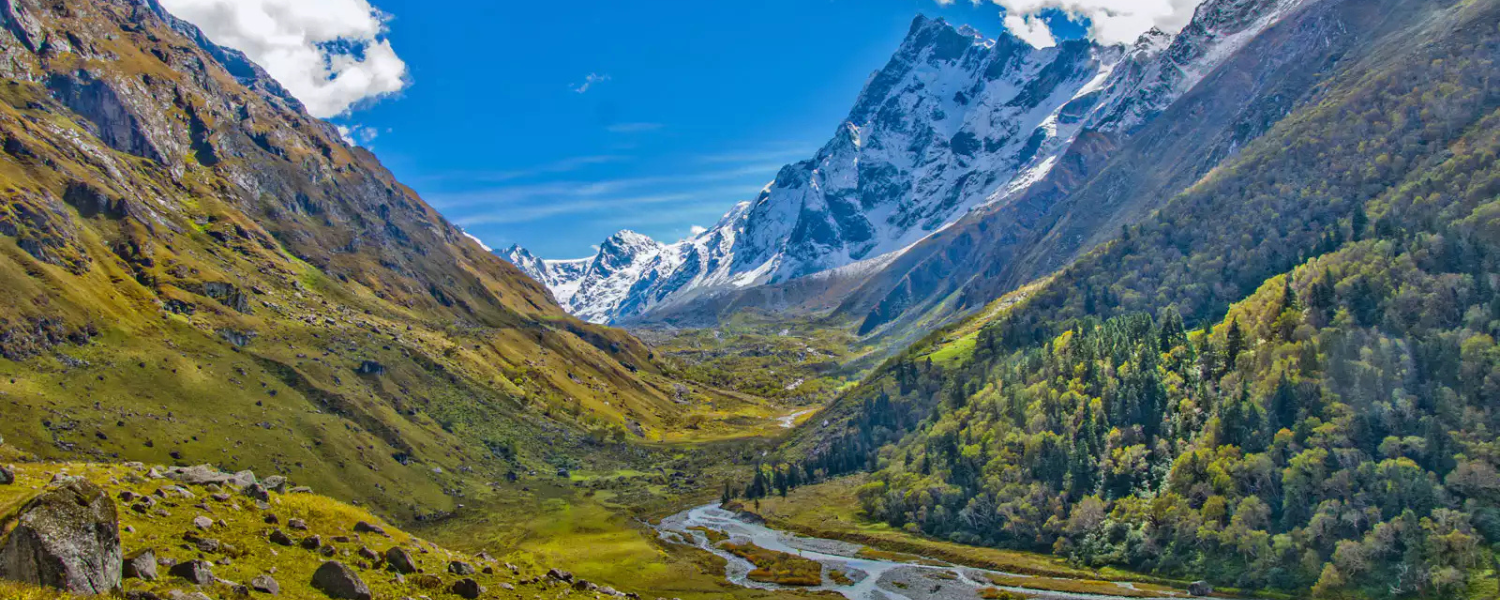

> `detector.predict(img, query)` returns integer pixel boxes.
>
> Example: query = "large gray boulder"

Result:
[164,465,256,489]
[1189,580,1214,596]
[0,479,122,594]
[311,561,370,600]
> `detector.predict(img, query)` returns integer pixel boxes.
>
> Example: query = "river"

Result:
[655,504,1192,600]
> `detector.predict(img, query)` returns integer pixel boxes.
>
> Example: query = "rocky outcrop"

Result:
[0,479,122,594]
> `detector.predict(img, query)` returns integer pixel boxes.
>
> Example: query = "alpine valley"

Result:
[1,0,1498,600]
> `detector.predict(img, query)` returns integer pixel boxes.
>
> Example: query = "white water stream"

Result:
[656,504,1191,600]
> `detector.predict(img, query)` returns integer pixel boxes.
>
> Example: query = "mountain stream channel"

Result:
[656,504,1202,600]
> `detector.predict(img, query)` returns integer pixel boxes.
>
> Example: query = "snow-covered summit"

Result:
[506,1,1310,325]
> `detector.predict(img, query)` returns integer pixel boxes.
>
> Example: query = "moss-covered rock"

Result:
[0,479,121,594]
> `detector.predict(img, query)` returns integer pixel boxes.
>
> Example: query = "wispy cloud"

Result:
[572,73,611,94]
[606,122,664,134]
[416,155,625,185]
[696,144,817,165]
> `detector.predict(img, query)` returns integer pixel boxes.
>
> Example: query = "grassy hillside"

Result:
[750,1,1500,598]
[0,445,603,599]
[0,0,780,522]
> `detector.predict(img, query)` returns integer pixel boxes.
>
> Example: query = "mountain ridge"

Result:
[508,0,1312,329]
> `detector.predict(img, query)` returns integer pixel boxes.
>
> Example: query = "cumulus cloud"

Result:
[1003,13,1057,48]
[985,0,1207,47]
[159,0,409,118]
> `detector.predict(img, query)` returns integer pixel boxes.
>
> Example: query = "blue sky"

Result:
[332,0,1048,258]
[169,0,1196,259]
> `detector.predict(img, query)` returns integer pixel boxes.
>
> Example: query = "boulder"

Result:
[243,483,270,502]
[547,568,574,582]
[168,560,214,585]
[1189,581,1214,596]
[0,479,122,594]
[268,529,294,546]
[261,476,288,493]
[0,465,13,485]
[449,577,484,599]
[352,521,385,536]
[448,560,475,575]
[164,465,256,488]
[311,561,371,600]
[123,549,157,581]
[287,518,308,530]
[192,516,214,530]
[250,573,280,595]
[300,535,322,550]
[384,547,417,574]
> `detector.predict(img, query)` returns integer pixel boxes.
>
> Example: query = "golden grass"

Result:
[1,460,545,600]
[689,526,729,544]
[721,542,825,587]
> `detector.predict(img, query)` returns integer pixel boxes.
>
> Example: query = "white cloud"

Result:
[983,0,1207,46]
[1003,13,1057,48]
[336,124,380,146]
[572,73,611,94]
[159,0,409,118]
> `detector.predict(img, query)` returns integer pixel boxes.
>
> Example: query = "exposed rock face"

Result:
[310,561,371,600]
[0,479,122,594]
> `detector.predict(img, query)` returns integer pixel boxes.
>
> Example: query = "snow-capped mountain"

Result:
[508,0,1310,325]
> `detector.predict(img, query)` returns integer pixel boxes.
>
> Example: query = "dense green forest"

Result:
[743,3,1500,598]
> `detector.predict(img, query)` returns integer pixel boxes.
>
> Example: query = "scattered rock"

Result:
[547,568,574,582]
[168,560,214,585]
[448,560,475,575]
[301,535,322,550]
[449,577,484,599]
[193,515,214,530]
[287,518,308,530]
[384,547,417,574]
[123,549,157,581]
[357,547,379,561]
[165,591,212,600]
[251,573,280,595]
[243,483,270,502]
[0,479,122,594]
[352,521,385,536]
[268,529,294,546]
[354,361,385,376]
[311,561,371,600]
[125,591,162,600]
[1189,581,1214,596]
[0,465,13,485]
